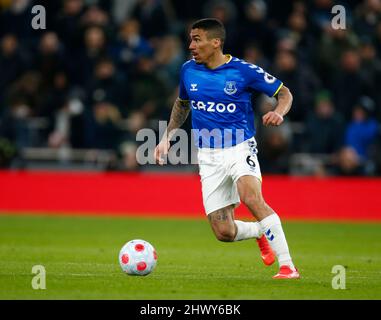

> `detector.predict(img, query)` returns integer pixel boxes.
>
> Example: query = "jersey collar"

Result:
[204,54,233,70]
[225,54,232,64]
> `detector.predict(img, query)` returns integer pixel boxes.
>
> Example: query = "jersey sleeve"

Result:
[178,62,189,101]
[244,64,283,97]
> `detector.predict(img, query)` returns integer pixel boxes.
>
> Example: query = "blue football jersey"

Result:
[179,55,283,148]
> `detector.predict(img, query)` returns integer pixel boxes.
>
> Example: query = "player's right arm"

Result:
[154,98,191,165]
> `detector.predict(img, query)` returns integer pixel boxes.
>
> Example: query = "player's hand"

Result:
[262,111,284,127]
[154,140,170,165]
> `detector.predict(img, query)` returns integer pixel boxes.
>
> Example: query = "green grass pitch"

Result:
[0,214,380,299]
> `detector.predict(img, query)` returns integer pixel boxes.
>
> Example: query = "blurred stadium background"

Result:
[0,0,380,218]
[0,0,381,217]
[1,0,380,219]
[0,0,380,175]
[1,0,381,300]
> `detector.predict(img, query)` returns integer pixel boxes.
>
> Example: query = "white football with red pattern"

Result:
[119,239,157,276]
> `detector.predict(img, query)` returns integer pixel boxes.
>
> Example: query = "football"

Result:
[119,239,157,276]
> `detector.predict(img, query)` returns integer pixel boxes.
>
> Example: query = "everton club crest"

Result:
[224,81,237,95]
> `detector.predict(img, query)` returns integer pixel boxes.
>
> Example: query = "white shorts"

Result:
[197,137,262,215]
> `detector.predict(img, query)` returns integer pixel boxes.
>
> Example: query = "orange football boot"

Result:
[273,265,300,279]
[256,235,275,266]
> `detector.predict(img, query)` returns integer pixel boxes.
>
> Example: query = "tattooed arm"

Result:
[166,98,191,140]
[154,98,191,165]
[262,85,293,127]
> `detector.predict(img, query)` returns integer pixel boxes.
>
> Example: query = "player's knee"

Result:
[241,192,265,210]
[208,207,235,242]
[214,226,235,242]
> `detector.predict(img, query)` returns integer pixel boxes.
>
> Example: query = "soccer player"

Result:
[154,18,299,279]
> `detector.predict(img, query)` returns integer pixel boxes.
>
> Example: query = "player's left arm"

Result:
[262,85,293,127]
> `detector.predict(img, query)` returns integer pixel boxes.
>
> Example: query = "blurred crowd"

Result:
[0,0,380,175]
